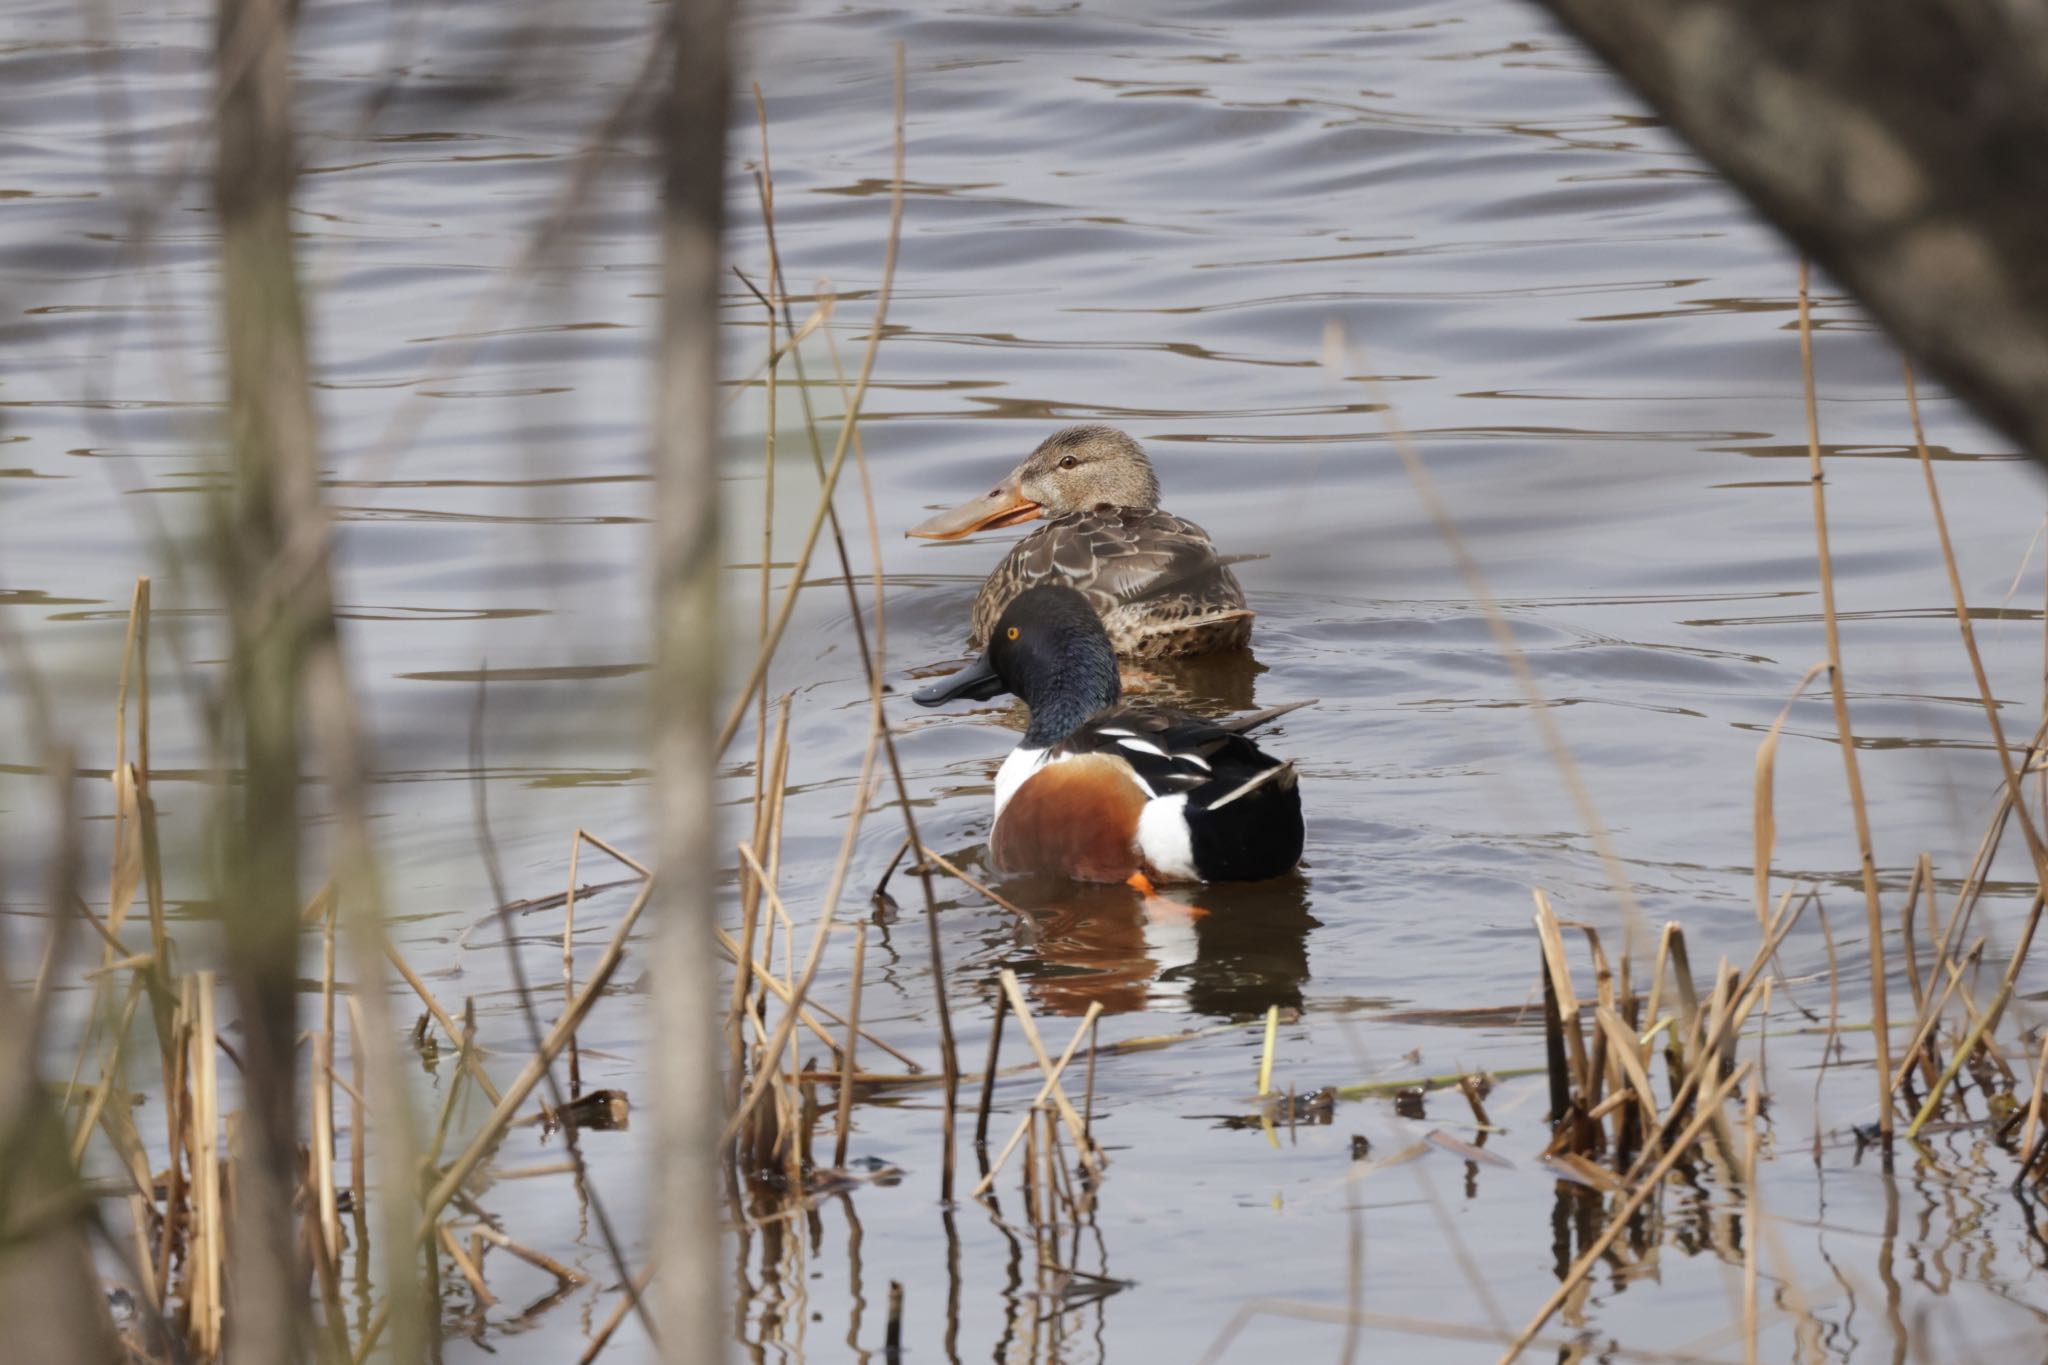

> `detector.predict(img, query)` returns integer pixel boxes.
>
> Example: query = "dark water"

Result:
[6,0,2048,1359]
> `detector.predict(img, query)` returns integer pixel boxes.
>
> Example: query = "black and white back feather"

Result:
[1060,703,1305,881]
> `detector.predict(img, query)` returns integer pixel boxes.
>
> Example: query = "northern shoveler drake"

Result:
[913,586,1304,884]
[905,425,1253,660]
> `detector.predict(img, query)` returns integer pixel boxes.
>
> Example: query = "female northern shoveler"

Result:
[913,586,1304,884]
[905,425,1252,659]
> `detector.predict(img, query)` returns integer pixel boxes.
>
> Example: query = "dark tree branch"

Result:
[1530,0,2048,464]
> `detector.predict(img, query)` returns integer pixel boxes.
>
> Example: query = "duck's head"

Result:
[912,586,1121,746]
[906,426,1161,540]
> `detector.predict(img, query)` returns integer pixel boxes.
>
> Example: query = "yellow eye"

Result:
[1006,626,1020,641]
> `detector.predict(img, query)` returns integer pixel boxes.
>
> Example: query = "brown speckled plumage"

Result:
[907,425,1253,659]
[967,506,1250,659]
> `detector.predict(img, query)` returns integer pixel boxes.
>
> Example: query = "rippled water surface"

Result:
[7,0,2048,1359]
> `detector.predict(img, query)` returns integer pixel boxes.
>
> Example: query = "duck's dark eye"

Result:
[1006,626,1020,641]
[1058,455,1079,470]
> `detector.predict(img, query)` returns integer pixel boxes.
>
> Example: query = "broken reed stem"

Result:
[1082,1014,1100,1151]
[1890,938,1984,1096]
[722,744,880,1149]
[383,930,502,1105]
[2020,1028,2048,1173]
[730,696,790,1109]
[565,830,583,1097]
[913,842,1035,930]
[577,1259,659,1365]
[716,925,918,1071]
[417,877,655,1238]
[1796,259,1893,1141]
[471,1222,588,1285]
[976,986,1009,1149]
[345,994,368,1214]
[1498,1060,1753,1364]
[973,976,1103,1197]
[1258,1004,1279,1098]
[971,1000,1103,1199]
[1742,1055,1761,1365]
[833,923,867,1169]
[313,1031,339,1271]
[438,1223,495,1308]
[190,972,223,1358]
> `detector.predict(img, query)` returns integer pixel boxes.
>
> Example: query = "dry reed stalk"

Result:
[651,0,738,1353]
[1595,1006,1662,1136]
[1625,896,1803,1179]
[382,931,503,1105]
[971,987,1104,1197]
[154,990,192,1312]
[438,1223,496,1308]
[576,1260,659,1365]
[976,987,1010,1149]
[722,725,882,1150]
[313,1030,340,1268]
[714,53,905,760]
[344,995,367,1217]
[307,1205,350,1362]
[1812,901,1843,1160]
[565,830,584,1098]
[2019,1028,2048,1173]
[1923,721,2048,966]
[716,926,914,1069]
[1795,259,1894,1139]
[424,1005,481,1169]
[1532,892,1590,1087]
[470,1222,588,1285]
[730,698,791,1107]
[1082,1015,1100,1152]
[70,977,143,1166]
[1498,1061,1753,1364]
[1333,329,1645,951]
[1898,856,1931,1014]
[1257,1004,1280,1098]
[1752,661,1830,926]
[189,973,224,1358]
[1907,972,2018,1137]
[126,1192,160,1315]
[1908,356,2048,885]
[1890,937,1986,1096]
[804,133,964,1199]
[1742,1012,1762,1365]
[912,844,1034,926]
[417,876,655,1236]
[833,923,867,1169]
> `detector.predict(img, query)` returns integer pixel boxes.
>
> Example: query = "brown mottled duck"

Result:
[905,425,1252,659]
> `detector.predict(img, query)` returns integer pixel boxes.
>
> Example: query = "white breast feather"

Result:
[993,747,1049,818]
[1135,793,1199,882]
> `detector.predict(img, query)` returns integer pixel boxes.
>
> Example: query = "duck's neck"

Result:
[1020,651,1121,749]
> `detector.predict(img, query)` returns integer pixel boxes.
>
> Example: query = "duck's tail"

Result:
[1218,699,1316,735]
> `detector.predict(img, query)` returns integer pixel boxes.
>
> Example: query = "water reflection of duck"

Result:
[1003,873,1318,1018]
[914,586,1305,886]
[906,425,1253,659]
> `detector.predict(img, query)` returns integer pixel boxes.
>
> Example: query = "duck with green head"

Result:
[913,585,1303,884]
[906,425,1252,659]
